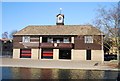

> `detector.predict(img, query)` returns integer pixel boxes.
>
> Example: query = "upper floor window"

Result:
[44,37,71,43]
[47,37,53,43]
[53,38,63,43]
[84,36,93,43]
[63,38,70,43]
[22,36,30,43]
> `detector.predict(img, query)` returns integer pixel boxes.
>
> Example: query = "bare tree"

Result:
[93,3,120,62]
[2,32,8,39]
[9,30,17,39]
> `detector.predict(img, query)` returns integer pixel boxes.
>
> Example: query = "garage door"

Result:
[41,49,53,59]
[20,49,31,58]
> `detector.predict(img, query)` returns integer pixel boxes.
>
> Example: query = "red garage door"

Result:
[41,49,53,59]
[20,49,31,58]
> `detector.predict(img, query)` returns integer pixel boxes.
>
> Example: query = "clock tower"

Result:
[56,8,64,25]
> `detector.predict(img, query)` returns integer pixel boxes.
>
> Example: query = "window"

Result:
[22,36,30,43]
[84,36,93,43]
[63,38,70,43]
[47,37,53,43]
[53,38,63,43]
[42,37,47,42]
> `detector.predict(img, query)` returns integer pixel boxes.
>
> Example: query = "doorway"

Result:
[86,50,91,60]
[59,49,71,59]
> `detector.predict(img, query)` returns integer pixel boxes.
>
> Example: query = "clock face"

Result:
[59,17,62,20]
[57,15,63,23]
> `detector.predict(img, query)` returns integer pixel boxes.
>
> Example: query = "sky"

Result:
[1,2,118,38]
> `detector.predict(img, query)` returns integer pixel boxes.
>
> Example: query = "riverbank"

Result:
[0,58,119,71]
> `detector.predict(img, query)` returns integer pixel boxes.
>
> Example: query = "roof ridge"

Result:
[27,25,93,26]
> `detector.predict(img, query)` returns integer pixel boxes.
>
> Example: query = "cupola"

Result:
[56,8,64,25]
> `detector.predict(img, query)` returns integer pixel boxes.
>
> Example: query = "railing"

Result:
[40,43,54,48]
[40,43,73,48]
[58,43,73,48]
[22,42,39,47]
[20,42,73,49]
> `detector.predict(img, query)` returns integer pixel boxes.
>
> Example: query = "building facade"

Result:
[0,39,13,56]
[13,14,104,61]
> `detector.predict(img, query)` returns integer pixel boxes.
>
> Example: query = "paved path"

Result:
[0,58,119,71]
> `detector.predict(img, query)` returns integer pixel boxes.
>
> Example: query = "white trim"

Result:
[71,37,74,43]
[40,37,42,43]
[39,48,42,60]
[53,49,59,60]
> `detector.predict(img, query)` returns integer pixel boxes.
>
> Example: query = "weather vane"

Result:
[60,8,62,14]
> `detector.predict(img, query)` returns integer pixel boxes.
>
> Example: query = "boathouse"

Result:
[13,13,104,61]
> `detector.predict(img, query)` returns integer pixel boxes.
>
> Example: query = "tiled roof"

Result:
[14,25,104,36]
[0,39,12,42]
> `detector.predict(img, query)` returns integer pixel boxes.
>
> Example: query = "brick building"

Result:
[13,13,104,61]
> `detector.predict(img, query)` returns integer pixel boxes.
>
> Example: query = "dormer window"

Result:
[22,36,30,43]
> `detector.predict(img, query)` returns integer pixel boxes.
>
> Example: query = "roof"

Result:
[56,14,64,18]
[14,25,104,36]
[0,39,12,42]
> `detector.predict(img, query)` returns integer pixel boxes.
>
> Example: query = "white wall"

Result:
[91,50,104,61]
[31,49,39,59]
[53,49,59,60]
[72,49,86,60]
[13,49,20,59]
[71,37,74,43]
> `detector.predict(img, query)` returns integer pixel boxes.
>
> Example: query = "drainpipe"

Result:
[38,36,40,59]
[101,34,104,63]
